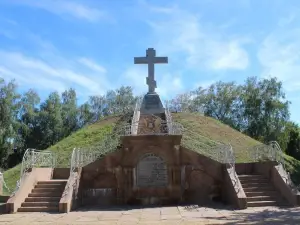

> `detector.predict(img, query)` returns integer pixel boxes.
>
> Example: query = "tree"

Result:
[18,89,41,149]
[241,77,290,143]
[61,88,78,137]
[114,86,135,114]
[89,95,106,121]
[286,123,300,160]
[77,102,93,128]
[38,92,63,149]
[196,81,243,130]
[167,92,198,113]
[0,78,21,167]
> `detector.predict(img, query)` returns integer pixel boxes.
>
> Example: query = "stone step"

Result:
[37,180,67,185]
[25,197,61,202]
[247,201,282,207]
[21,202,59,207]
[17,206,59,212]
[238,175,267,180]
[241,182,270,187]
[35,184,66,189]
[247,196,278,202]
[32,188,63,193]
[28,192,62,197]
[245,191,278,197]
[238,174,265,177]
[243,186,275,192]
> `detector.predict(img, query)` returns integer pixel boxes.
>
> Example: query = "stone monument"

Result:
[134,48,168,114]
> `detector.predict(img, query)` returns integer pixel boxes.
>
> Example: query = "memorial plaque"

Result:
[137,153,168,187]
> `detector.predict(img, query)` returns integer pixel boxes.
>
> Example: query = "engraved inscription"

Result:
[136,153,168,187]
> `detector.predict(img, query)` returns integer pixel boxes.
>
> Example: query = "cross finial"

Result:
[134,48,168,93]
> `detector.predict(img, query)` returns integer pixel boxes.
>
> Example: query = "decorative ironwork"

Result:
[0,172,11,194]
[165,104,173,129]
[248,141,284,165]
[121,120,183,136]
[11,149,56,196]
[131,98,142,135]
[248,141,299,192]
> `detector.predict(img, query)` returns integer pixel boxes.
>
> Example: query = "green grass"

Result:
[172,112,260,162]
[3,116,120,194]
[284,155,300,185]
[3,112,300,195]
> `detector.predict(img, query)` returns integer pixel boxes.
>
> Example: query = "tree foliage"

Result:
[168,76,296,159]
[0,76,299,169]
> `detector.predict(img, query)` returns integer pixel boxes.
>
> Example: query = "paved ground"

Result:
[0,205,299,225]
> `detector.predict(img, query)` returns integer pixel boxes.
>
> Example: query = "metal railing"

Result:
[0,172,11,194]
[248,141,299,193]
[131,99,142,135]
[12,149,56,196]
[225,144,241,193]
[248,141,284,165]
[121,120,183,136]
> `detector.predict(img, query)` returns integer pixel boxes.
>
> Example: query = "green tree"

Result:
[19,89,41,149]
[114,86,135,114]
[196,81,243,130]
[38,92,63,149]
[241,77,290,143]
[89,95,106,121]
[286,123,300,160]
[78,102,93,128]
[0,78,21,167]
[61,88,78,137]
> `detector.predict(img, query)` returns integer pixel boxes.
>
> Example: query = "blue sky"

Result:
[0,0,299,123]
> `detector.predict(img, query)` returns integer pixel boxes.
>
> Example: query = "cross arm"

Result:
[154,57,168,63]
[134,57,148,64]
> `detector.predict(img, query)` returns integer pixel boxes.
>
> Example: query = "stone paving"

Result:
[0,205,299,225]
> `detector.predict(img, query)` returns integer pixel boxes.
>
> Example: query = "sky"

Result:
[0,0,299,123]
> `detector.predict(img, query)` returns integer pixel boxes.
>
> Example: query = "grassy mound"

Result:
[3,112,300,195]
[3,115,120,194]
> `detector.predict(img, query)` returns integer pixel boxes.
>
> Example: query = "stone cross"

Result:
[134,48,168,93]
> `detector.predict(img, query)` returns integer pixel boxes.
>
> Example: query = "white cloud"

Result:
[0,51,111,96]
[145,4,250,71]
[156,74,184,99]
[123,66,148,94]
[258,27,300,92]
[0,66,67,93]
[7,0,108,22]
[206,41,249,70]
[78,58,107,73]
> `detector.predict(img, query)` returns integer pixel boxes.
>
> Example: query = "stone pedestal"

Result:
[140,93,165,114]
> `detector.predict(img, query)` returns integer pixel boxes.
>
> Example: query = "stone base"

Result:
[140,93,165,114]
[80,136,227,208]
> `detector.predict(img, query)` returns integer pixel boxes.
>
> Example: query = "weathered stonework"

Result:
[80,135,224,206]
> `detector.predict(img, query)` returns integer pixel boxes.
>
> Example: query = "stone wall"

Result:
[79,135,224,206]
[53,168,70,180]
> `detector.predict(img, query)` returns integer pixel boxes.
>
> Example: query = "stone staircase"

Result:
[18,180,67,212]
[238,174,287,207]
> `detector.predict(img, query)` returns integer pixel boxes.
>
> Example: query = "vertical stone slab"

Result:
[136,153,168,188]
